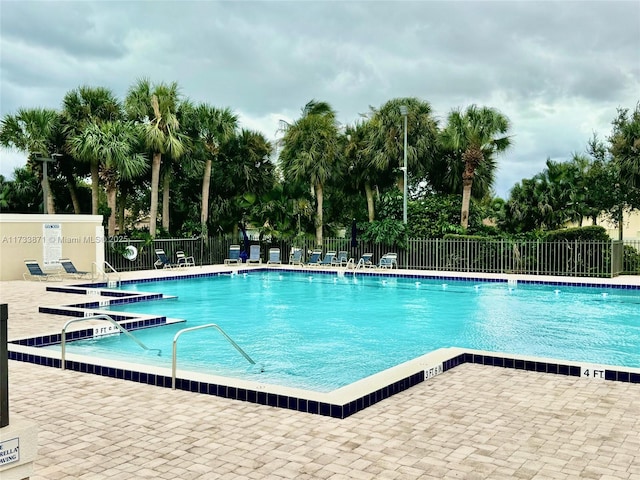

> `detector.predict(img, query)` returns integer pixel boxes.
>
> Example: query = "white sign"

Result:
[0,437,20,466]
[425,364,443,380]
[93,325,120,338]
[581,365,607,380]
[43,223,62,268]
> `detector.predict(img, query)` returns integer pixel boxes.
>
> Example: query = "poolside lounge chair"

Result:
[319,251,337,267]
[247,244,262,264]
[23,260,62,281]
[176,251,195,267]
[378,253,398,269]
[267,248,282,265]
[59,258,92,279]
[356,253,374,269]
[289,248,303,265]
[332,251,349,266]
[154,249,175,269]
[224,245,241,265]
[305,250,323,267]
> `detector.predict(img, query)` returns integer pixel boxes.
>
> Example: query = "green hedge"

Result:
[544,226,610,242]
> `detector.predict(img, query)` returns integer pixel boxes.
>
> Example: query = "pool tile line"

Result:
[8,341,640,419]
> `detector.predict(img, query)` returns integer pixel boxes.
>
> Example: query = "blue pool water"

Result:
[50,272,640,391]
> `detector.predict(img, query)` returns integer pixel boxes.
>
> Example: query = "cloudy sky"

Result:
[1,0,638,198]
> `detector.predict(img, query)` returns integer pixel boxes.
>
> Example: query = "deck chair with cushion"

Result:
[267,248,281,264]
[176,251,195,267]
[23,260,62,281]
[289,248,303,265]
[154,249,175,269]
[305,250,323,267]
[356,253,375,269]
[378,252,398,269]
[332,251,349,266]
[247,244,262,264]
[59,258,92,279]
[319,251,337,267]
[224,245,241,265]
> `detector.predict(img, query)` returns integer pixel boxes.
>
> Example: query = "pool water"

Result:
[48,272,640,392]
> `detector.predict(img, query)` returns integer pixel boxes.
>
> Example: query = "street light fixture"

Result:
[35,153,62,214]
[399,105,408,224]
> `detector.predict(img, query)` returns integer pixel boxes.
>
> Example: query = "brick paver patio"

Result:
[3,269,640,479]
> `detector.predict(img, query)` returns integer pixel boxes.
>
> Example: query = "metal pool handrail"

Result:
[91,261,121,287]
[61,314,161,370]
[172,324,256,389]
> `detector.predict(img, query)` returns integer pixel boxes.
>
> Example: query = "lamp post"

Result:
[34,153,61,214]
[399,105,408,224]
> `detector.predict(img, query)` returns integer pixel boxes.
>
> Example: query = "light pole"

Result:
[399,105,408,224]
[35,153,61,214]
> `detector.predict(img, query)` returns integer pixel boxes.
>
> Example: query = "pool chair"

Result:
[154,249,175,269]
[267,248,281,264]
[289,248,303,266]
[319,251,337,267]
[224,245,241,265]
[176,250,195,267]
[378,252,398,269]
[356,253,374,269]
[59,258,92,279]
[247,244,262,264]
[23,260,62,281]
[332,250,349,266]
[305,250,323,267]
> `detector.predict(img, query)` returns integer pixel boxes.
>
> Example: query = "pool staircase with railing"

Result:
[172,324,257,389]
[60,314,161,370]
[92,260,121,288]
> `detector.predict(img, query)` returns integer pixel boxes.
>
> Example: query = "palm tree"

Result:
[125,79,185,237]
[440,105,511,228]
[69,120,147,235]
[185,103,238,236]
[0,107,60,213]
[278,100,342,246]
[367,97,439,195]
[61,86,122,215]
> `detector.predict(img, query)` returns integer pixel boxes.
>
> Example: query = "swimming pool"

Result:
[44,270,640,392]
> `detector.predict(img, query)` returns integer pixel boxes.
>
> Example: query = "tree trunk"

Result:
[106,184,117,236]
[460,147,482,229]
[365,182,375,222]
[315,183,323,246]
[41,175,56,214]
[91,160,99,215]
[460,180,472,229]
[162,170,170,233]
[66,176,81,214]
[149,152,161,237]
[200,158,212,236]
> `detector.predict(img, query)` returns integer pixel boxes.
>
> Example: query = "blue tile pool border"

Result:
[8,345,639,419]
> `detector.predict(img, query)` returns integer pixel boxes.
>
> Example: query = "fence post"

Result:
[1,303,8,427]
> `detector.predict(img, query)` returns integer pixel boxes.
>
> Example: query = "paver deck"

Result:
[2,267,640,479]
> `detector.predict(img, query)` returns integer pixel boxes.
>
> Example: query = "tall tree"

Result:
[61,86,122,215]
[440,105,511,228]
[69,121,147,235]
[125,79,185,237]
[0,108,60,213]
[185,103,238,236]
[279,100,342,246]
[367,97,439,195]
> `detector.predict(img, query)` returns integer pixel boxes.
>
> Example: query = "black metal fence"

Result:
[104,236,637,278]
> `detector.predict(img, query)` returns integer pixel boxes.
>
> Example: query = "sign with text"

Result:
[581,365,607,380]
[93,325,120,338]
[42,223,62,268]
[425,364,443,380]
[0,437,19,466]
